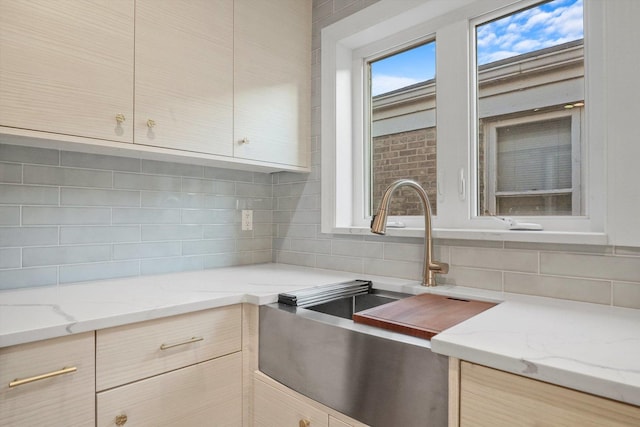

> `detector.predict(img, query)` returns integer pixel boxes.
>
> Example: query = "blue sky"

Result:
[371,0,583,95]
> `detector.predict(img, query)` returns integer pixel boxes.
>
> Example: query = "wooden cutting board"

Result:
[353,293,497,340]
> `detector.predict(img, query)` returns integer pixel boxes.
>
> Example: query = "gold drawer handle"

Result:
[299,420,310,427]
[115,414,128,426]
[159,336,204,350]
[9,366,77,388]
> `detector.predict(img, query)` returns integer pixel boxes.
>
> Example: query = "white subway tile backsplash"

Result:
[23,245,111,267]
[290,238,331,254]
[114,172,182,192]
[441,266,503,291]
[60,226,140,244]
[182,177,235,195]
[0,248,21,269]
[363,258,421,281]
[141,225,202,241]
[0,143,59,165]
[331,239,383,259]
[61,151,140,172]
[0,207,20,225]
[182,239,236,255]
[112,208,180,224]
[316,254,363,273]
[0,267,57,290]
[612,282,640,309]
[141,159,204,177]
[59,261,139,284]
[504,273,612,305]
[275,250,317,268]
[541,252,640,283]
[0,227,58,247]
[113,242,182,260]
[24,165,112,188]
[61,188,140,207]
[0,162,22,183]
[140,191,183,208]
[23,207,110,225]
[140,256,204,275]
[451,247,538,273]
[277,224,317,239]
[0,143,273,289]
[0,184,58,205]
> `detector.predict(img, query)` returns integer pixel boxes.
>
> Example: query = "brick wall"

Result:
[372,127,437,215]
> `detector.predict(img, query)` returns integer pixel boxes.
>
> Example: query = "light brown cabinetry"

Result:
[0,332,95,426]
[96,305,243,427]
[0,0,134,143]
[234,0,311,168]
[0,0,310,171]
[254,371,369,427]
[453,360,640,427]
[134,0,233,156]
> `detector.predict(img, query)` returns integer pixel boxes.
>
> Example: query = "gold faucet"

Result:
[370,179,449,287]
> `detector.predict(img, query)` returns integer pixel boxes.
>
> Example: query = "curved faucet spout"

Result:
[370,179,448,286]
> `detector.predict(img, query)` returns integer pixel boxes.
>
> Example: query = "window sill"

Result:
[327,226,609,246]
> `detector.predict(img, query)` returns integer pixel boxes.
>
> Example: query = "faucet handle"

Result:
[429,261,449,274]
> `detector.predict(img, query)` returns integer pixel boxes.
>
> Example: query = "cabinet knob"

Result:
[115,414,128,426]
[147,119,156,128]
[239,137,250,144]
[115,113,126,124]
[299,420,310,427]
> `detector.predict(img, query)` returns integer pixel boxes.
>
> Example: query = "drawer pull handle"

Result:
[9,366,77,388]
[160,336,204,350]
[299,420,311,427]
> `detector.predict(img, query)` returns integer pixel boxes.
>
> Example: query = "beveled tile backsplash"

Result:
[0,142,273,290]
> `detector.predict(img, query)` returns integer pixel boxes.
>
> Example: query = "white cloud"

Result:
[372,75,422,96]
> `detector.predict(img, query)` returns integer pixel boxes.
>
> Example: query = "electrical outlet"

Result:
[241,210,253,231]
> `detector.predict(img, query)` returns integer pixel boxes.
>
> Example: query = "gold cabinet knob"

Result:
[115,414,128,426]
[147,119,156,128]
[115,113,126,124]
[299,420,310,427]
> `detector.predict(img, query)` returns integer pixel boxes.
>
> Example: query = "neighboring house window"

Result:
[482,109,582,216]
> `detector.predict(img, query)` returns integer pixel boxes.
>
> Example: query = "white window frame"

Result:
[484,109,583,217]
[321,0,608,244]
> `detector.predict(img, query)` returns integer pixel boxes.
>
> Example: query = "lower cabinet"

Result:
[96,305,243,427]
[97,352,242,426]
[0,332,95,426]
[253,371,369,427]
[454,360,640,427]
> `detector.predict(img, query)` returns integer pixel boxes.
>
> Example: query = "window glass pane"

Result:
[497,117,572,192]
[369,41,437,216]
[476,0,584,217]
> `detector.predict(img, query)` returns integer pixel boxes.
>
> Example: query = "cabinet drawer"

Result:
[97,352,242,427]
[96,305,241,391]
[254,375,329,427]
[0,332,95,426]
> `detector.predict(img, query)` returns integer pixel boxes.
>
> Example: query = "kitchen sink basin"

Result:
[304,289,407,319]
[259,287,448,427]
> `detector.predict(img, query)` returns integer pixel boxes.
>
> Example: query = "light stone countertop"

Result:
[1,262,639,407]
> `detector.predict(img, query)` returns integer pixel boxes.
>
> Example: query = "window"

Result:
[368,41,437,217]
[474,0,585,218]
[321,0,607,244]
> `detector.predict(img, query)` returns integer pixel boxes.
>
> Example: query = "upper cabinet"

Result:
[135,0,233,156]
[0,0,310,172]
[233,0,311,168]
[0,0,134,143]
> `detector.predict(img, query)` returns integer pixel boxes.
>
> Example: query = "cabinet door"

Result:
[0,0,134,142]
[459,361,640,427]
[254,375,329,427]
[97,352,242,427]
[0,332,95,426]
[234,0,311,168]
[135,0,233,156]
